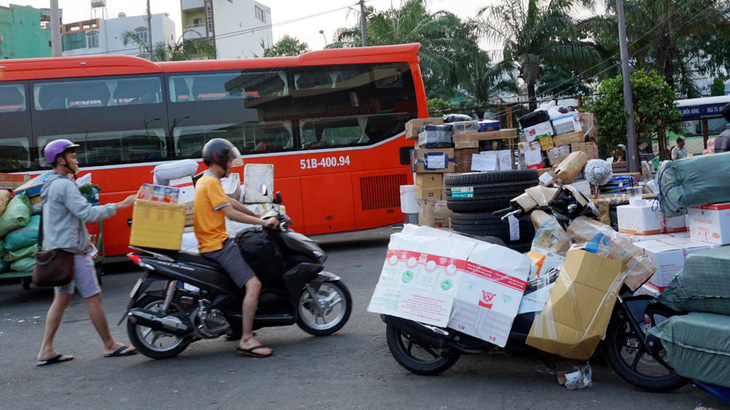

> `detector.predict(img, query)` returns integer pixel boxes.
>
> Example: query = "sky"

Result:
[0,0,502,51]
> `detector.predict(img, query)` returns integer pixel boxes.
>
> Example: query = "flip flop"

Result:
[104,345,137,358]
[36,354,73,367]
[236,345,272,358]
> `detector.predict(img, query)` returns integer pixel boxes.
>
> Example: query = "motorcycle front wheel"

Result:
[603,303,689,392]
[127,295,193,360]
[385,324,461,376]
[296,281,352,336]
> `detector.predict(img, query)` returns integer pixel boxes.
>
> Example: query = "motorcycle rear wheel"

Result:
[296,281,352,336]
[127,295,193,360]
[386,324,461,376]
[603,303,689,392]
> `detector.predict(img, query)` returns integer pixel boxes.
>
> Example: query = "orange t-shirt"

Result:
[194,174,231,253]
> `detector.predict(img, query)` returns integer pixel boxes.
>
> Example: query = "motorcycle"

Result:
[382,186,688,392]
[121,192,352,359]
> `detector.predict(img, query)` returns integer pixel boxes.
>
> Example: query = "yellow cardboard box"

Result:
[526,250,625,359]
[415,174,443,200]
[552,130,584,147]
[452,128,518,143]
[129,200,186,250]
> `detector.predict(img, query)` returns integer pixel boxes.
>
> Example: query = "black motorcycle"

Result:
[382,187,688,392]
[121,193,352,359]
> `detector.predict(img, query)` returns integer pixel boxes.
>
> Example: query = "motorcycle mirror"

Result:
[274,191,282,205]
[260,184,268,197]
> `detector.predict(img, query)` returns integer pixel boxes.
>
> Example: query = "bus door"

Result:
[0,81,34,172]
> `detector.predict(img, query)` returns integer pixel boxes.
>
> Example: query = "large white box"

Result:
[523,121,554,142]
[634,238,711,289]
[617,203,686,235]
[551,113,582,136]
[368,229,531,347]
[169,176,195,204]
[687,203,730,245]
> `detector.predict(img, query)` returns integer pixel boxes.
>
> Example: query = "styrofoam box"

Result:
[243,164,273,203]
[618,203,686,235]
[687,203,730,245]
[634,239,711,289]
[551,114,582,136]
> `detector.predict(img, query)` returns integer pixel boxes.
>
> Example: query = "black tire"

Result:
[450,212,533,226]
[445,170,539,186]
[447,198,512,213]
[127,295,193,360]
[445,181,536,200]
[386,324,461,376]
[602,303,689,392]
[296,281,352,336]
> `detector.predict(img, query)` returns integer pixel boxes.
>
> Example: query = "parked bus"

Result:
[677,95,730,137]
[0,44,426,256]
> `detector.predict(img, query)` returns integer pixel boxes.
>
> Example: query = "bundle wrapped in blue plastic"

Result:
[599,175,636,194]
[655,152,730,217]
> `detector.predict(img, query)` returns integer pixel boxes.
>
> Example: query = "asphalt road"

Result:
[0,237,725,410]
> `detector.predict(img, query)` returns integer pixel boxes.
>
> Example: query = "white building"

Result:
[61,13,176,60]
[181,0,273,59]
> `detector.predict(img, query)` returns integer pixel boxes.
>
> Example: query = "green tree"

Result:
[711,77,726,96]
[262,35,309,57]
[426,98,456,117]
[122,30,217,61]
[478,0,598,110]
[584,69,680,157]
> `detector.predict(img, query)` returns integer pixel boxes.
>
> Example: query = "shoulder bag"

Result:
[32,184,75,287]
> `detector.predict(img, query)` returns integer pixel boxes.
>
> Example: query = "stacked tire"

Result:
[445,170,539,253]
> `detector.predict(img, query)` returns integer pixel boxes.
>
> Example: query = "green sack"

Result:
[655,152,730,217]
[10,257,35,273]
[0,194,31,238]
[658,246,730,315]
[4,215,40,251]
[0,258,8,273]
[4,244,37,262]
[649,312,730,388]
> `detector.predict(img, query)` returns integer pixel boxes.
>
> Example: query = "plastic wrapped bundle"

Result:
[4,215,39,251]
[584,159,613,186]
[655,152,730,217]
[0,195,31,238]
[418,124,453,148]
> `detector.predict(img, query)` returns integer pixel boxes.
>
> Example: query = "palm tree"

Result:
[478,0,598,110]
[122,30,217,61]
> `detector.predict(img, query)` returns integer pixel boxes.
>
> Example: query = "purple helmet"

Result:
[43,139,80,165]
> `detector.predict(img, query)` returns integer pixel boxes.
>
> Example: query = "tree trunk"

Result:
[527,81,537,111]
[664,47,675,88]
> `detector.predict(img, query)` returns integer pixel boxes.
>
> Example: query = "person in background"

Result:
[671,137,688,160]
[715,104,730,153]
[615,144,627,162]
[37,139,138,367]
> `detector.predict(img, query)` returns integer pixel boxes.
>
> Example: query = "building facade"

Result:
[61,13,175,60]
[0,4,54,59]
[181,0,273,59]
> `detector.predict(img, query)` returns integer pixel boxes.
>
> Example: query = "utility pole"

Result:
[50,0,61,57]
[359,0,368,47]
[147,0,154,61]
[617,0,638,172]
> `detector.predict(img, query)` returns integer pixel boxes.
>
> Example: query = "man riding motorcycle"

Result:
[194,138,278,358]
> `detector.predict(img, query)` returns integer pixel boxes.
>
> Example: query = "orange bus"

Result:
[0,44,426,257]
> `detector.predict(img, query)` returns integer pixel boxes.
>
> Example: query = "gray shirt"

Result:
[40,172,117,253]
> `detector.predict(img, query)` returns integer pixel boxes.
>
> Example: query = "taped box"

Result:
[454,148,478,173]
[410,148,455,173]
[418,199,450,228]
[415,174,443,201]
[129,200,186,250]
[367,230,531,347]
[554,151,588,185]
[452,129,518,144]
[634,239,712,290]
[617,203,686,235]
[547,146,571,166]
[405,117,444,140]
[552,113,582,136]
[524,122,554,142]
[571,142,599,160]
[687,203,730,245]
[552,131,584,147]
[539,136,555,151]
[526,249,626,360]
[169,176,195,227]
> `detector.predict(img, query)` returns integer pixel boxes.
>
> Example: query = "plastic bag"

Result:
[530,211,570,255]
[0,194,31,238]
[233,228,284,287]
[443,114,472,123]
[0,190,11,217]
[4,215,40,251]
[10,257,35,273]
[4,244,38,262]
[584,159,613,186]
[152,159,199,186]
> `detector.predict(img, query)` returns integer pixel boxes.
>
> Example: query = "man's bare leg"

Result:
[238,276,272,356]
[37,293,74,362]
[86,293,135,355]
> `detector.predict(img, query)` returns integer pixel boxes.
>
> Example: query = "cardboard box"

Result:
[526,250,625,360]
[0,173,30,190]
[129,200,186,250]
[498,150,513,171]
[617,203,687,235]
[554,151,588,184]
[410,148,455,173]
[405,117,444,140]
[454,148,478,173]
[539,136,555,151]
[478,120,500,132]
[415,174,443,200]
[523,122,554,142]
[169,176,195,227]
[571,142,599,160]
[518,141,543,170]
[418,199,451,228]
[14,172,52,198]
[687,203,730,245]
[453,139,479,149]
[552,113,582,136]
[580,113,597,140]
[451,120,479,135]
[528,249,565,280]
[547,145,571,166]
[452,128,518,144]
[634,239,711,290]
[552,130,584,147]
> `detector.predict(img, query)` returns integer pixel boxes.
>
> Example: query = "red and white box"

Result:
[634,238,712,290]
[687,203,730,245]
[617,203,686,235]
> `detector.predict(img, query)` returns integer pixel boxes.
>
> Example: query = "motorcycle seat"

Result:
[159,250,226,271]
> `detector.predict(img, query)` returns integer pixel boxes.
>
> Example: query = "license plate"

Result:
[129,279,143,298]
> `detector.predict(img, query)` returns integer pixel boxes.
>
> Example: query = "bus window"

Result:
[292,63,417,149]
[169,71,288,103]
[0,138,31,171]
[0,84,26,112]
[33,77,162,110]
[37,128,167,167]
[173,120,293,157]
